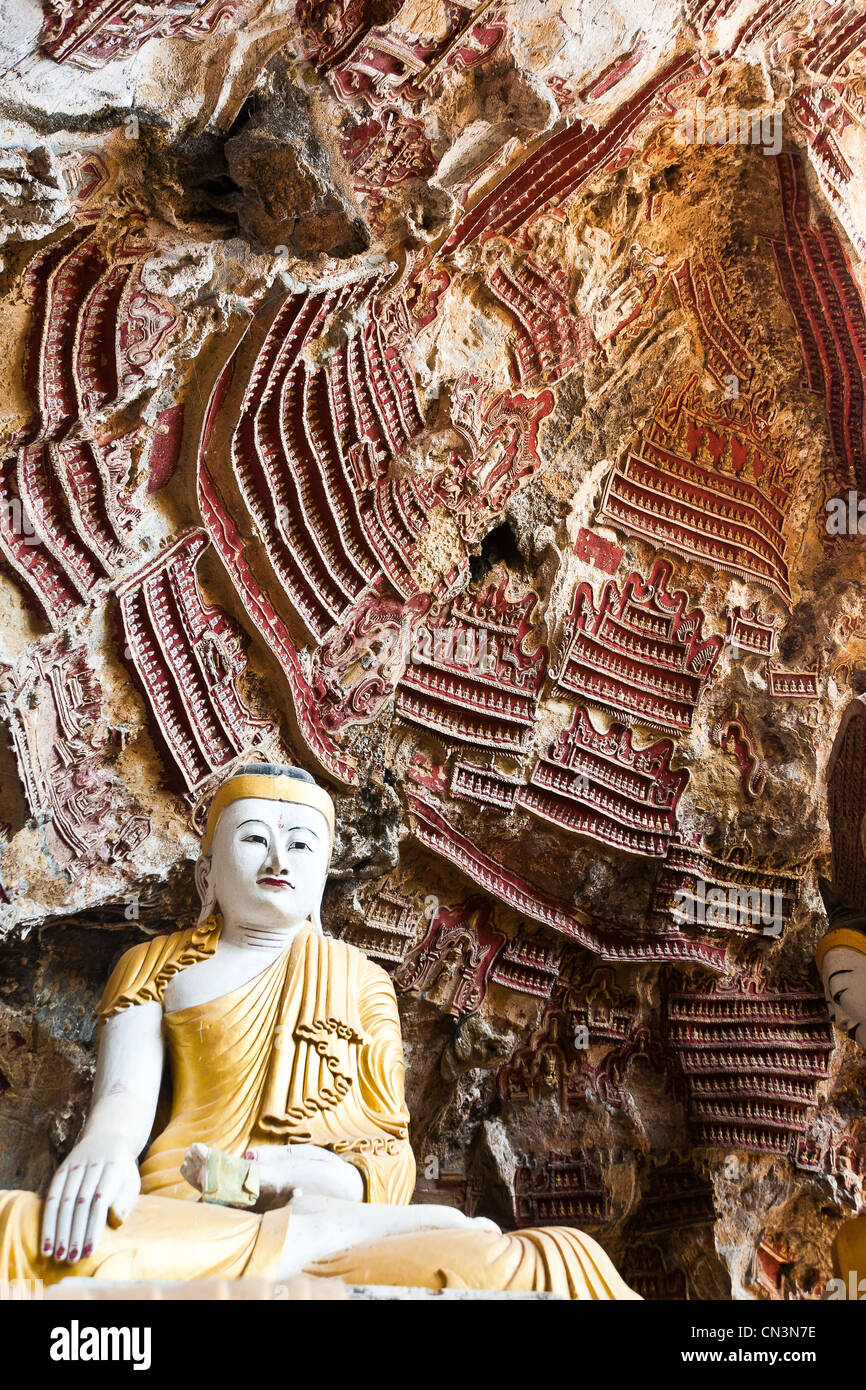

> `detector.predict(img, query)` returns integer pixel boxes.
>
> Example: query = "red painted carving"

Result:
[630,1159,715,1237]
[407,789,727,969]
[793,1122,866,1207]
[199,273,430,653]
[731,0,799,54]
[766,661,821,699]
[320,2,506,105]
[514,1151,609,1227]
[0,637,117,872]
[684,0,740,33]
[310,586,431,734]
[578,42,647,103]
[339,881,420,968]
[651,841,801,938]
[598,376,796,605]
[770,153,866,491]
[726,602,779,657]
[111,814,151,859]
[0,222,176,627]
[488,931,561,999]
[438,55,707,259]
[60,151,109,206]
[436,377,554,542]
[517,705,689,858]
[449,759,521,810]
[395,895,506,1017]
[295,0,397,68]
[341,108,435,188]
[197,467,358,786]
[116,529,272,794]
[39,0,252,68]
[396,565,547,755]
[620,1245,688,1302]
[672,256,756,390]
[553,557,723,735]
[799,4,866,83]
[788,91,856,246]
[500,962,638,1109]
[710,702,766,798]
[663,961,834,1155]
[486,251,592,387]
[601,245,672,345]
[146,403,184,492]
[573,527,623,575]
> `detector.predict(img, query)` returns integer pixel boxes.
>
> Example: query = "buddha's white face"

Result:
[821,946,866,1051]
[197,796,330,933]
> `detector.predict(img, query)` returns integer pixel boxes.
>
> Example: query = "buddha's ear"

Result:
[194,855,211,906]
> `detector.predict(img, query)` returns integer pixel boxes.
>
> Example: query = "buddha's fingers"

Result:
[41,1162,73,1258]
[52,1163,88,1262]
[66,1161,105,1263]
[82,1183,112,1259]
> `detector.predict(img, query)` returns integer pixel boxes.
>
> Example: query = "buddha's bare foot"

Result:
[277,1194,500,1279]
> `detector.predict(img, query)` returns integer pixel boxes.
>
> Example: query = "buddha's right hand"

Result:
[41,1136,141,1265]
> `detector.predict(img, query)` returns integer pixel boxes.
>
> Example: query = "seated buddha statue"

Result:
[816,913,866,1292]
[0,763,638,1298]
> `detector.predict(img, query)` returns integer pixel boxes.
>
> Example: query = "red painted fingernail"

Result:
[95,1192,103,1199]
[69,1249,78,1260]
[83,1243,93,1257]
[43,1241,51,1253]
[56,1246,65,1258]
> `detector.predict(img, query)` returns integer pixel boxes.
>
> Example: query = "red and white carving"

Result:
[395,895,506,1017]
[664,962,834,1155]
[518,705,689,858]
[116,529,272,793]
[39,0,252,69]
[0,637,118,871]
[396,565,547,755]
[553,558,723,735]
[770,153,866,492]
[598,376,796,605]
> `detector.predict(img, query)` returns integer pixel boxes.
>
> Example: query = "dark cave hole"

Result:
[469,520,523,583]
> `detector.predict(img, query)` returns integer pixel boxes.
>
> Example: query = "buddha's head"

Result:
[195,763,335,934]
[816,927,866,1052]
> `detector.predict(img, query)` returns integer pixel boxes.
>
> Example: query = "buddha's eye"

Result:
[243,833,268,847]
[290,840,313,852]
[833,988,847,1005]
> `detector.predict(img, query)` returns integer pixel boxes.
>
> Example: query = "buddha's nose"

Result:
[832,1003,856,1031]
[264,843,289,875]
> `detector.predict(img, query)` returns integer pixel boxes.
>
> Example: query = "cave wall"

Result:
[2,0,866,1299]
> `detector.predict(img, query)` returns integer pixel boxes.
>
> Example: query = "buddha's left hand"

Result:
[245,1143,365,1203]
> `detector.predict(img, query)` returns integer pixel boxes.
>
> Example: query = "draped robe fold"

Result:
[0,919,638,1298]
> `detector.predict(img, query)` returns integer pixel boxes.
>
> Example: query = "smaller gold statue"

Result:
[0,763,638,1298]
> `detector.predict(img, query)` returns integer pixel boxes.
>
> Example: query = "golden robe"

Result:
[0,919,637,1298]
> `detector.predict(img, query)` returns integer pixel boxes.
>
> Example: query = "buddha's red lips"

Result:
[257,876,294,889]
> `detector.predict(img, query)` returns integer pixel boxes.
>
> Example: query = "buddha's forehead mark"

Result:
[275,810,319,836]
